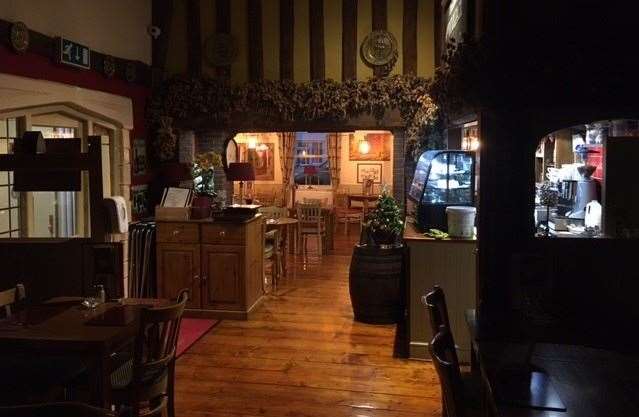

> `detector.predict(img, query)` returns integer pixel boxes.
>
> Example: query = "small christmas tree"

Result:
[365,187,404,245]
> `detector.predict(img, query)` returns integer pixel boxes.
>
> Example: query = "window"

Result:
[294,133,331,186]
[0,118,20,238]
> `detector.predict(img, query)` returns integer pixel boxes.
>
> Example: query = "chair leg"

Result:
[317,233,322,256]
[344,219,348,235]
[168,360,176,417]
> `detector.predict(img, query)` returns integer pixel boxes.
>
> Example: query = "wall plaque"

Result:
[58,37,91,69]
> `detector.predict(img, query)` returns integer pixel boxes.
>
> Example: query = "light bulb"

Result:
[358,140,370,154]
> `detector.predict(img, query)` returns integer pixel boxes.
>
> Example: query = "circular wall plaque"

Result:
[203,33,237,67]
[10,22,29,53]
[103,55,116,78]
[360,30,398,76]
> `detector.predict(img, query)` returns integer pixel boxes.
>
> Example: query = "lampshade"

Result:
[226,162,255,181]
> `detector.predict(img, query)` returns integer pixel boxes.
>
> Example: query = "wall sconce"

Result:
[358,138,371,154]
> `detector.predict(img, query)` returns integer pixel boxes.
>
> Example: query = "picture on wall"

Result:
[131,184,150,219]
[357,163,383,184]
[349,133,391,161]
[239,143,275,180]
[132,138,147,176]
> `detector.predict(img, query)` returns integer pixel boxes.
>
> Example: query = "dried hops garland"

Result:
[148,75,439,160]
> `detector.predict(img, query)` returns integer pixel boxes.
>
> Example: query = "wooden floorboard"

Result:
[175,225,441,416]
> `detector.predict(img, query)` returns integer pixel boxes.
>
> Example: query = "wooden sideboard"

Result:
[156,215,264,320]
[403,218,477,362]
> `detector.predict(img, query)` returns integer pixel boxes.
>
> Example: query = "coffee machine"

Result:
[567,165,598,219]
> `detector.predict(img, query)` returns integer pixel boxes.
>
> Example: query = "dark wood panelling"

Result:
[309,0,325,80]
[403,0,417,75]
[434,0,443,66]
[186,0,202,76]
[248,0,264,81]
[341,0,357,80]
[279,0,294,80]
[215,0,231,78]
[152,0,175,77]
[216,0,231,33]
[371,0,387,31]
[372,0,387,77]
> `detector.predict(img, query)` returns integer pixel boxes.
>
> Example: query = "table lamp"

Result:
[226,162,255,204]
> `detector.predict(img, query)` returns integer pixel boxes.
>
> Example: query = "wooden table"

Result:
[0,298,168,407]
[266,217,298,276]
[466,309,639,417]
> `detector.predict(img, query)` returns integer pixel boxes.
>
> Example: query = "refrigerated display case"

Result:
[408,150,476,231]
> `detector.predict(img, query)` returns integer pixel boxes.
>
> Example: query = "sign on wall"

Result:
[57,37,91,69]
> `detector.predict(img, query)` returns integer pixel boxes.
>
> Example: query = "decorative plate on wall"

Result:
[360,30,398,76]
[203,33,237,67]
[10,22,30,53]
[103,55,116,78]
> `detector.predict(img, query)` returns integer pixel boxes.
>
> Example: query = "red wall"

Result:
[0,44,151,186]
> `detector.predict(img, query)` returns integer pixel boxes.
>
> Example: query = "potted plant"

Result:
[349,189,406,324]
[191,151,222,218]
[365,189,404,247]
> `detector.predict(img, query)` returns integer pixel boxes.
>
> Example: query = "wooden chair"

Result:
[296,203,326,257]
[0,284,24,318]
[424,287,481,417]
[259,206,287,220]
[430,326,469,417]
[334,193,363,235]
[110,290,188,417]
[423,285,461,363]
[0,402,116,417]
[263,227,282,293]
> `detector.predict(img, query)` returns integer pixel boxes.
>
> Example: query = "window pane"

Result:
[0,233,9,239]
[294,133,331,186]
[0,209,9,233]
[0,186,8,208]
[7,119,16,138]
[0,139,8,154]
[10,230,20,238]
[0,172,7,186]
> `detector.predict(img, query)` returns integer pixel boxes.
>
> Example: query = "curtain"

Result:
[327,133,341,194]
[278,132,296,207]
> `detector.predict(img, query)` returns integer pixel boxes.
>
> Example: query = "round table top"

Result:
[266,217,299,226]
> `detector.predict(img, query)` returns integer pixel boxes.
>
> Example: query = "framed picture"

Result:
[132,138,147,176]
[239,142,275,180]
[349,133,391,161]
[131,185,150,219]
[357,163,383,184]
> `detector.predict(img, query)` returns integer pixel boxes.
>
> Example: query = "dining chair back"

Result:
[296,203,326,256]
[112,290,188,417]
[259,206,287,220]
[263,225,281,293]
[423,285,460,368]
[430,326,467,417]
[0,288,16,318]
[0,402,116,417]
[0,284,25,318]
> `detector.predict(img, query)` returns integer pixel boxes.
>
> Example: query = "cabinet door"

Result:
[201,245,244,310]
[157,243,201,309]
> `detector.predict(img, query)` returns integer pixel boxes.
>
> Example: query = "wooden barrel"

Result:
[349,244,405,324]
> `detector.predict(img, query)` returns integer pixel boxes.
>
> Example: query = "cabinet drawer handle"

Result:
[172,229,181,236]
[218,231,226,237]
[202,275,208,282]
[193,274,200,281]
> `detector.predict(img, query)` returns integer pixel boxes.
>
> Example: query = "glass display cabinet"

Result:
[408,150,476,231]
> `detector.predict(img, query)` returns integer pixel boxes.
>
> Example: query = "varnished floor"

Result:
[175,226,442,417]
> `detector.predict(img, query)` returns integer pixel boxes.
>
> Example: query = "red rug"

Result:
[177,318,219,357]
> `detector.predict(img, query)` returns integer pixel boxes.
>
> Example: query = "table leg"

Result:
[281,225,289,278]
